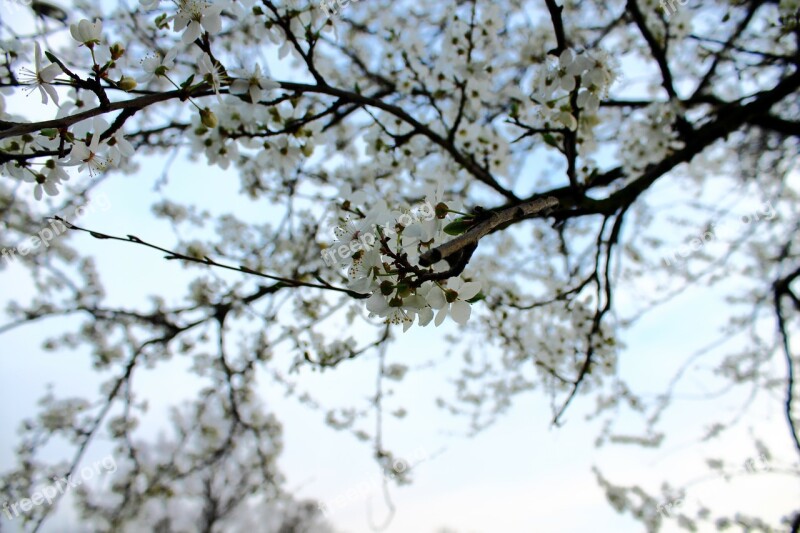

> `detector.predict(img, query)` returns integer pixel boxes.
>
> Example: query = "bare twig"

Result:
[50,216,369,299]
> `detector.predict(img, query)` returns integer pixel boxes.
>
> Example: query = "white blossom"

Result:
[18,42,61,106]
[69,19,103,47]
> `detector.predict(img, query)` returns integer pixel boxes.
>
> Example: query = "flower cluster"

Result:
[324,183,483,330]
[531,49,618,133]
[2,2,285,200]
[617,102,684,175]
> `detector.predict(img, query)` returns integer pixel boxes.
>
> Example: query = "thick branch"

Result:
[418,196,559,267]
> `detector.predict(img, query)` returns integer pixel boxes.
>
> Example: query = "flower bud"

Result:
[380,281,394,296]
[396,282,412,298]
[118,76,137,91]
[200,108,218,129]
[435,202,449,219]
[110,43,125,60]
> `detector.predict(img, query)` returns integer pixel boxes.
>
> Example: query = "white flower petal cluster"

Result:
[529,49,618,137]
[18,42,61,106]
[229,64,280,104]
[617,102,685,175]
[172,0,224,43]
[21,158,70,201]
[69,19,103,47]
[138,48,177,84]
[324,187,482,330]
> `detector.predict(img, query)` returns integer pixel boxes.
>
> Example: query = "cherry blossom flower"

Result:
[229,64,280,103]
[138,48,177,83]
[198,53,225,99]
[105,129,135,166]
[426,278,482,326]
[19,42,61,106]
[64,118,110,176]
[366,293,414,330]
[23,170,59,201]
[173,0,223,43]
[69,19,103,47]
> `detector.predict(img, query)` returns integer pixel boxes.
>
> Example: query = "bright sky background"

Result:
[1,2,798,532]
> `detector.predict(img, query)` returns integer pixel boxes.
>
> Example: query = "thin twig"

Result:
[50,216,369,299]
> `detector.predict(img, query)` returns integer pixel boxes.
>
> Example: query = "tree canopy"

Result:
[1,0,799,530]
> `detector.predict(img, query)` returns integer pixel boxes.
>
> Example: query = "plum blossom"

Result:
[22,171,59,201]
[173,0,223,43]
[64,118,111,176]
[106,129,135,166]
[426,278,482,326]
[324,189,481,329]
[138,48,177,83]
[366,293,414,330]
[19,42,61,106]
[198,53,225,99]
[69,19,103,47]
[229,64,280,103]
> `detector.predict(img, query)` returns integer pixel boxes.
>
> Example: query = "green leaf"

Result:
[443,218,473,236]
[542,133,559,147]
[466,291,485,304]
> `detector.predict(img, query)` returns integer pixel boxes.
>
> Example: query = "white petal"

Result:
[434,307,447,327]
[249,86,261,103]
[36,85,49,105]
[458,282,481,301]
[229,79,249,95]
[69,24,82,42]
[43,83,59,106]
[426,287,447,309]
[261,79,280,90]
[450,301,471,325]
[417,307,434,326]
[203,12,222,34]
[558,49,573,68]
[366,292,389,314]
[182,21,202,43]
[40,63,61,83]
